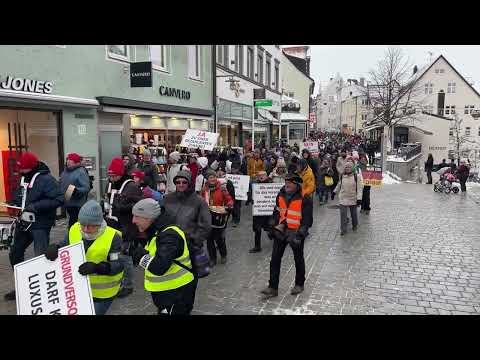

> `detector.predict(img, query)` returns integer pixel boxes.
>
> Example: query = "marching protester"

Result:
[317,158,334,205]
[123,153,137,177]
[59,153,91,229]
[4,152,64,302]
[132,170,163,201]
[229,159,243,227]
[131,198,196,315]
[456,159,470,193]
[270,157,288,183]
[200,169,234,266]
[166,151,183,194]
[261,173,313,299]
[297,159,316,198]
[358,150,372,214]
[250,171,274,253]
[136,149,160,190]
[45,200,124,315]
[424,153,434,185]
[246,150,264,206]
[195,156,210,193]
[187,153,200,187]
[104,157,143,298]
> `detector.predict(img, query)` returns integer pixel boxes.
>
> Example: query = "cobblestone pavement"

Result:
[1,181,480,315]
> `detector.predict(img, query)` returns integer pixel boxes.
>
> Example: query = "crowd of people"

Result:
[2,131,382,314]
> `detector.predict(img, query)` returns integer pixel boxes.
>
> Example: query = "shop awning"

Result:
[280,112,307,121]
[258,108,278,123]
[0,89,99,108]
[100,105,212,121]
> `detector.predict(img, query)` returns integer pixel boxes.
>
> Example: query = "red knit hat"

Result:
[108,157,125,176]
[132,170,145,179]
[67,153,82,163]
[17,152,39,170]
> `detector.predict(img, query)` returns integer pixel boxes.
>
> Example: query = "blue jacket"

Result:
[59,165,90,208]
[13,162,64,230]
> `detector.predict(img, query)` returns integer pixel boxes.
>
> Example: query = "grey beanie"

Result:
[132,198,161,219]
[142,149,151,157]
[173,170,192,184]
[78,200,104,225]
[205,169,217,179]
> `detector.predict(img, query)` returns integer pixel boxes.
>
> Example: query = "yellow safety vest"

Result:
[144,225,194,292]
[69,222,124,299]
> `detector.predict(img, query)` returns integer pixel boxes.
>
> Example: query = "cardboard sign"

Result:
[180,129,219,151]
[302,141,319,157]
[225,174,250,201]
[362,166,383,187]
[14,242,95,315]
[252,183,284,216]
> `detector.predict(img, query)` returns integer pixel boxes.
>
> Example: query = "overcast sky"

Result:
[308,45,480,95]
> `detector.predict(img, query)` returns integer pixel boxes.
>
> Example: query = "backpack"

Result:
[81,166,93,191]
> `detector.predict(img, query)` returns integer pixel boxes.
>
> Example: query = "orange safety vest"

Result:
[278,191,305,229]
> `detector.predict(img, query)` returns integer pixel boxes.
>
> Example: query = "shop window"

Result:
[465,127,471,136]
[150,45,169,72]
[188,45,202,80]
[289,123,305,141]
[106,45,129,62]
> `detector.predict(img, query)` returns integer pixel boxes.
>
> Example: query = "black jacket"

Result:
[137,161,160,189]
[425,157,434,170]
[273,185,313,236]
[13,162,64,230]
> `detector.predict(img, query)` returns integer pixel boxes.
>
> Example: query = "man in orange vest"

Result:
[261,173,313,299]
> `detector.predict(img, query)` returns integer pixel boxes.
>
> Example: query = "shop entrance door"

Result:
[99,131,122,198]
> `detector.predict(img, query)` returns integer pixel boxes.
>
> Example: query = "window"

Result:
[188,45,201,80]
[234,45,239,72]
[274,60,279,91]
[447,82,456,93]
[238,46,244,75]
[107,45,129,61]
[217,45,229,67]
[435,69,439,74]
[361,114,368,121]
[247,46,254,80]
[217,45,223,64]
[257,47,264,84]
[466,127,471,136]
[265,53,271,88]
[329,95,335,102]
[465,105,475,114]
[150,45,168,72]
[424,83,433,94]
[289,123,305,140]
[445,105,455,115]
[449,129,454,137]
[440,69,445,73]
[451,105,456,114]
[223,46,229,68]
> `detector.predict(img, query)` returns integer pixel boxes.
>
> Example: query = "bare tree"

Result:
[450,114,478,166]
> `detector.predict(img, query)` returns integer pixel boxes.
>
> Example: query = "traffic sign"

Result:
[254,99,272,107]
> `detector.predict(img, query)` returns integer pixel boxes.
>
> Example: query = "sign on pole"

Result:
[14,242,95,315]
[252,183,284,216]
[254,99,273,107]
[180,129,219,151]
[362,166,383,187]
[225,174,250,201]
[130,61,152,88]
[301,141,319,157]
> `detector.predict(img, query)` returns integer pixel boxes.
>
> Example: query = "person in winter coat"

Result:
[317,159,334,205]
[330,155,340,200]
[60,153,91,229]
[288,153,299,174]
[450,159,457,172]
[201,169,234,266]
[130,199,196,315]
[297,159,316,197]
[336,149,348,176]
[246,151,264,205]
[357,151,371,214]
[456,160,470,193]
[229,159,243,227]
[187,154,200,187]
[333,161,363,235]
[137,149,160,190]
[132,170,163,202]
[166,151,183,194]
[45,200,124,315]
[195,156,209,193]
[270,157,288,183]
[4,152,64,302]
[105,157,143,299]
[302,149,319,181]
[250,171,274,253]
[424,153,434,184]
[122,153,137,176]
[261,173,313,300]
[266,156,278,176]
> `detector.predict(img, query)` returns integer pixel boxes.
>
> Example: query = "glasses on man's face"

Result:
[175,180,188,185]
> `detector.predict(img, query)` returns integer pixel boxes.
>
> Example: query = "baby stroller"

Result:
[433,171,460,194]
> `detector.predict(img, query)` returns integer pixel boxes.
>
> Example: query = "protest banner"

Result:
[252,183,284,216]
[225,174,250,201]
[14,242,95,315]
[302,141,319,157]
[180,129,219,151]
[362,166,383,187]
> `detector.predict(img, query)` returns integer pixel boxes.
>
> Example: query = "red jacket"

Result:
[201,180,234,208]
[188,162,200,186]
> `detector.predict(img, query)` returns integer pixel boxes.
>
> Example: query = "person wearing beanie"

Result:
[297,158,316,198]
[131,198,196,315]
[4,152,64,302]
[187,154,200,188]
[104,157,143,299]
[60,153,91,229]
[250,170,274,253]
[166,151,184,194]
[195,156,209,193]
[261,172,313,300]
[132,169,163,202]
[137,149,160,190]
[270,157,288,184]
[44,200,124,315]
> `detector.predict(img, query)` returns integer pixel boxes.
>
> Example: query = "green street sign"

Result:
[254,99,272,107]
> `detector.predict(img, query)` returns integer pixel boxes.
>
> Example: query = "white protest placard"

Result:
[180,129,219,151]
[302,141,319,157]
[14,242,95,315]
[225,174,250,201]
[252,183,284,216]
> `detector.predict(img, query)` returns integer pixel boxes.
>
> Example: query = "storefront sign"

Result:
[0,76,53,94]
[362,166,383,187]
[254,99,272,107]
[180,129,219,151]
[159,85,191,100]
[302,141,319,157]
[225,174,250,201]
[429,146,447,151]
[253,88,266,100]
[252,183,284,216]
[130,62,152,87]
[14,242,95,315]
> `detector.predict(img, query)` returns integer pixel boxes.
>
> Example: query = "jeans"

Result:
[460,179,467,192]
[94,299,113,315]
[361,186,371,211]
[119,253,134,289]
[318,186,329,203]
[268,232,305,290]
[340,205,358,233]
[9,228,51,268]
[207,228,227,262]
[253,216,271,249]
[426,170,432,184]
[232,200,242,224]
[66,207,81,229]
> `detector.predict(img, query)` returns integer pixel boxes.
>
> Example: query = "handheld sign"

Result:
[180,129,219,151]
[252,183,284,216]
[225,174,250,201]
[362,166,383,187]
[14,242,95,315]
[301,141,319,157]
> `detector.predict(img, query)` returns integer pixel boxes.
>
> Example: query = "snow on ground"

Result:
[382,171,401,185]
[386,155,407,163]
[467,182,480,188]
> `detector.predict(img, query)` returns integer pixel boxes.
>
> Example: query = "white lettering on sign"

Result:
[301,141,319,157]
[180,129,219,151]
[429,146,447,151]
[0,76,53,94]
[252,183,284,216]
[225,174,250,201]
[14,242,95,315]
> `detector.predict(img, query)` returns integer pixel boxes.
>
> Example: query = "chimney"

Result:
[359,78,365,87]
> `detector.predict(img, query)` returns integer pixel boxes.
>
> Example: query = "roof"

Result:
[283,52,315,83]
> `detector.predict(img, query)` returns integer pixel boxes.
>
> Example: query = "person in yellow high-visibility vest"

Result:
[131,198,195,315]
[45,200,124,315]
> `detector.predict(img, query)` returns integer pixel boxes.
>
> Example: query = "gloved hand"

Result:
[95,262,111,275]
[132,246,149,266]
[45,244,59,261]
[357,199,362,206]
[78,262,97,275]
[24,204,36,213]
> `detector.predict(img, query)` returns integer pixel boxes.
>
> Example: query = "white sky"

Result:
[308,45,480,95]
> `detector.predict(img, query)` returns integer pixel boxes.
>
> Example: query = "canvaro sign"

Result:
[0,76,53,94]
